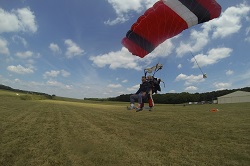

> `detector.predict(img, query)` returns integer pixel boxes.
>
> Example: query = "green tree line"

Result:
[107,87,250,104]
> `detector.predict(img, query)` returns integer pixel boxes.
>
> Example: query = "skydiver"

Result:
[127,76,150,112]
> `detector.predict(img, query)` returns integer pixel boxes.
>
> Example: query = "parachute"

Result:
[122,0,222,58]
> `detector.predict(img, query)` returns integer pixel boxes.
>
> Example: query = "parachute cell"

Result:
[122,0,221,58]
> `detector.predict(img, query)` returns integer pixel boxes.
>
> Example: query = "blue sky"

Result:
[0,0,250,99]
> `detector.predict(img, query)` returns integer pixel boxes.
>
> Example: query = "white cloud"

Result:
[145,39,175,60]
[107,0,143,14]
[0,7,37,34]
[16,7,37,33]
[7,65,34,74]
[16,51,33,58]
[64,39,84,58]
[0,37,9,55]
[105,0,158,25]
[43,70,70,79]
[185,86,198,92]
[104,16,128,26]
[0,8,19,33]
[169,90,176,93]
[105,0,142,25]
[226,70,234,76]
[177,64,182,69]
[176,29,210,56]
[211,3,250,39]
[49,43,61,54]
[127,84,140,92]
[122,79,128,83]
[191,48,233,68]
[46,80,60,86]
[61,70,70,77]
[43,70,60,78]
[14,78,20,83]
[107,84,122,88]
[12,35,28,47]
[175,73,205,85]
[46,80,72,90]
[90,47,141,70]
[213,82,232,90]
[90,38,174,71]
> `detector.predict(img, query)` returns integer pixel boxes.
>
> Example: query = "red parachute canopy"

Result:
[122,0,221,58]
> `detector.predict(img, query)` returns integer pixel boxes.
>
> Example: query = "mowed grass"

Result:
[0,90,249,166]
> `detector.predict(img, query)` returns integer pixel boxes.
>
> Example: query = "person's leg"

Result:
[130,94,139,104]
[137,93,142,105]
[148,89,153,107]
[128,94,138,110]
[136,93,144,112]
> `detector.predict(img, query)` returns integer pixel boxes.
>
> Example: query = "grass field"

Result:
[0,90,250,166]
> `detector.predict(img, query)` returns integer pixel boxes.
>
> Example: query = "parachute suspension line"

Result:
[161,80,166,88]
[190,51,207,78]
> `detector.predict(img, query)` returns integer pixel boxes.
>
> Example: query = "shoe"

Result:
[127,106,135,110]
[149,107,153,111]
[136,107,143,112]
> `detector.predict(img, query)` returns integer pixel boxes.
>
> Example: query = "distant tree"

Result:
[0,84,12,90]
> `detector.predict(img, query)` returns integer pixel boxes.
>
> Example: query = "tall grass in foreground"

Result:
[0,90,249,165]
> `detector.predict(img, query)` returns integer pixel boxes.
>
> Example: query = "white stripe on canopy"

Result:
[163,0,198,28]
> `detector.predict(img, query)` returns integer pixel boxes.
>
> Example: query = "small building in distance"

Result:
[217,91,250,104]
